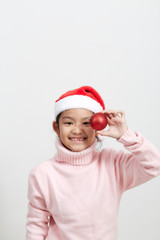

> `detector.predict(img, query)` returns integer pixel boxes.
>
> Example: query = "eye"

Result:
[83,121,90,125]
[64,122,73,125]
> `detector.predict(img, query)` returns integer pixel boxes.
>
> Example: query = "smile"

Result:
[69,137,87,141]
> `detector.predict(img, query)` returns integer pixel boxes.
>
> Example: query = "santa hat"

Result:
[55,86,105,118]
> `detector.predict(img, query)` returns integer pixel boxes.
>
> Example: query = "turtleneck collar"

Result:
[54,138,98,166]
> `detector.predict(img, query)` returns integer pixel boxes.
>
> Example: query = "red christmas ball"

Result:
[90,112,108,131]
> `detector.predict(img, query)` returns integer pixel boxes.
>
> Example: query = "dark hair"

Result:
[56,112,62,126]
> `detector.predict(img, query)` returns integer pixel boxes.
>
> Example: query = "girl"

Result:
[26,86,160,240]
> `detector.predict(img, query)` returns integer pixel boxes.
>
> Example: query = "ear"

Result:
[52,121,60,136]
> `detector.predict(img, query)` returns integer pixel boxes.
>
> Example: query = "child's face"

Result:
[53,108,97,152]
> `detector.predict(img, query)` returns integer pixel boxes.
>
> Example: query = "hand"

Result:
[97,109,128,139]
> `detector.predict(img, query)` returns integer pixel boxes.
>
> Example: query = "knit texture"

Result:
[26,129,160,240]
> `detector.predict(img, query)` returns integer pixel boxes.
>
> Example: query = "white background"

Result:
[0,0,160,239]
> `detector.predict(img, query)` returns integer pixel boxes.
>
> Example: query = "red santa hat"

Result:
[55,86,105,118]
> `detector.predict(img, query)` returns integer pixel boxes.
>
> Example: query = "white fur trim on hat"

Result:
[55,95,103,118]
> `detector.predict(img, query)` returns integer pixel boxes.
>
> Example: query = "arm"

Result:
[98,109,160,191]
[115,128,160,191]
[26,170,51,240]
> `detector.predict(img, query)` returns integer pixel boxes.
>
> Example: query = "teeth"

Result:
[70,138,85,141]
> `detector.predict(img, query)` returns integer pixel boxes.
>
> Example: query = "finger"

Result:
[108,111,119,118]
[100,109,125,120]
[117,110,126,118]
[97,130,110,136]
[106,110,125,118]
[101,109,116,114]
[100,110,118,118]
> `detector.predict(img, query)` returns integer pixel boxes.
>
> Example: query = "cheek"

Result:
[87,128,96,137]
[59,125,70,137]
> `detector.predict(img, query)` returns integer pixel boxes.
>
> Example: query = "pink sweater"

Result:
[26,129,160,240]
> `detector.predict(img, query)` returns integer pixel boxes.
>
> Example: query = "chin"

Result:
[67,143,89,152]
[61,138,94,152]
[69,146,86,152]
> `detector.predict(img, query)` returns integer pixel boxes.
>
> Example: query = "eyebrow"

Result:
[62,116,90,120]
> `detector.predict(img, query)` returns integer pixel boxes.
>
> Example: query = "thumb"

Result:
[97,130,111,137]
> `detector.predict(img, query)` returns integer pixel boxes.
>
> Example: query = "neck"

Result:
[55,138,98,166]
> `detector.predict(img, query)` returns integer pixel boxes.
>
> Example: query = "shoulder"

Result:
[100,147,118,158]
[29,158,53,178]
[99,147,127,164]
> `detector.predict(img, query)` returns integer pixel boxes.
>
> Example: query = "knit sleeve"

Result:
[26,169,51,240]
[114,128,160,192]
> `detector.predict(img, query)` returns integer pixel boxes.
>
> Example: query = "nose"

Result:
[72,124,83,134]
